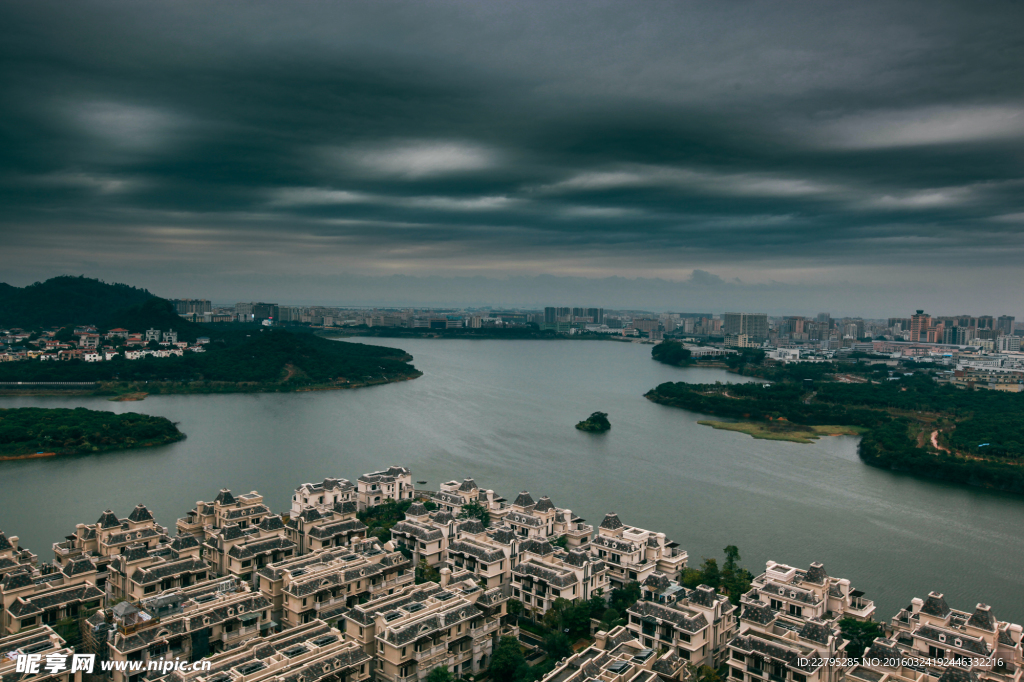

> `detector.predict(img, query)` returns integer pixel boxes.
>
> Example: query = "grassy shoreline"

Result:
[697,420,867,444]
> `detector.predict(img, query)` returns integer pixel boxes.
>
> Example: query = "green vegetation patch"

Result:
[697,420,867,443]
[0,407,184,458]
[575,411,611,432]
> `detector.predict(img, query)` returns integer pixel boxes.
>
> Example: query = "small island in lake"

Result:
[576,411,611,433]
[0,407,185,461]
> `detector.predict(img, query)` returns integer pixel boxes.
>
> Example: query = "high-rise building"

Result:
[910,310,931,342]
[586,307,604,324]
[723,312,769,341]
[997,315,1015,335]
[171,299,212,315]
[977,315,995,329]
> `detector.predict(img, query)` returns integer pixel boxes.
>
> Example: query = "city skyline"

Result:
[2,1,1024,314]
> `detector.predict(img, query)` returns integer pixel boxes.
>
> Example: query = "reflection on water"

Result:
[1,338,1022,621]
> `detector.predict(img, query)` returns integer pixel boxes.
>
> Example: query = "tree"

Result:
[489,636,526,682]
[506,598,524,621]
[426,667,454,682]
[544,632,573,661]
[601,608,622,629]
[839,618,884,659]
[416,558,440,584]
[458,502,491,527]
[723,545,740,573]
[698,558,720,589]
[609,582,641,614]
[552,535,569,549]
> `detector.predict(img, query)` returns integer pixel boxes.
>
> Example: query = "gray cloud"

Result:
[1,0,1023,315]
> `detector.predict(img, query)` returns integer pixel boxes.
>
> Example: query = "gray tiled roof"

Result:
[307,518,366,540]
[804,562,828,585]
[391,520,443,542]
[915,625,990,655]
[922,592,952,617]
[488,527,517,544]
[127,504,154,523]
[592,535,635,553]
[9,584,104,617]
[228,536,296,560]
[799,619,833,645]
[534,496,555,512]
[171,534,200,551]
[225,504,270,520]
[505,511,543,528]
[966,604,996,631]
[132,557,208,585]
[62,557,97,576]
[259,515,286,532]
[512,491,535,508]
[406,502,429,517]
[96,509,121,529]
[730,633,819,672]
[448,540,505,563]
[458,478,479,492]
[385,603,483,644]
[457,519,485,534]
[0,532,11,551]
[629,600,708,634]
[937,668,980,682]
[520,539,555,556]
[741,602,775,625]
[514,559,577,588]
[214,489,236,506]
[599,513,623,530]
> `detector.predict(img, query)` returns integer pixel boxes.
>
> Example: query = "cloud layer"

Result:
[1,1,1023,315]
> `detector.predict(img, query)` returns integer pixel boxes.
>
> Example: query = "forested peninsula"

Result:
[646,368,1024,495]
[0,407,184,460]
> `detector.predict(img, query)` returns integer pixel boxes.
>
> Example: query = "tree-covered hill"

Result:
[0,407,184,458]
[0,329,419,389]
[100,298,209,341]
[0,276,156,328]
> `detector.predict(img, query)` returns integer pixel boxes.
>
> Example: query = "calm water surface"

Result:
[1,338,1022,622]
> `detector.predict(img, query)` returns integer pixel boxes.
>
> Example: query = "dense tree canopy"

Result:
[0,407,184,456]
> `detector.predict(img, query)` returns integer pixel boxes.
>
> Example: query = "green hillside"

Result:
[0,276,156,329]
[0,329,419,390]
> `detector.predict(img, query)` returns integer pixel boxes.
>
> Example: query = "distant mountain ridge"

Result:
[0,276,157,329]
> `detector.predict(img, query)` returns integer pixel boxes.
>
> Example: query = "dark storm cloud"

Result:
[1,0,1023,314]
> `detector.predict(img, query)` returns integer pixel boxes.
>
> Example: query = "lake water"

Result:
[2,337,1023,623]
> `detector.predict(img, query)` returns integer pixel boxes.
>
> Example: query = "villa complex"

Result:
[0,467,1020,682]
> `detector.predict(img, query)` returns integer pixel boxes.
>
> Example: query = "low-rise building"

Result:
[876,592,1024,682]
[290,477,357,518]
[176,489,273,543]
[500,492,593,549]
[512,539,608,615]
[627,581,737,667]
[0,530,38,577]
[390,504,457,568]
[256,540,412,630]
[542,624,691,682]
[591,514,689,588]
[163,620,372,682]
[726,603,846,682]
[98,579,273,682]
[285,503,367,555]
[745,561,875,622]
[1,557,104,636]
[52,505,169,588]
[105,535,207,602]
[0,625,79,682]
[342,575,511,682]
[202,516,297,585]
[357,467,414,510]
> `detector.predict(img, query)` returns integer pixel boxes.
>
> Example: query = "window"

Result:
[928,646,944,659]
[730,667,742,679]
[788,605,802,617]
[770,599,783,611]
[793,675,806,682]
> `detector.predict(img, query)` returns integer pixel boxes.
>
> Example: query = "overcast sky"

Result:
[1,1,1023,315]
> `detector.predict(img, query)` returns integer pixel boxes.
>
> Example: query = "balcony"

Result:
[413,643,447,661]
[845,597,875,619]
[52,540,83,558]
[746,666,764,678]
[470,620,499,638]
[315,595,346,611]
[221,624,259,643]
[370,573,415,594]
